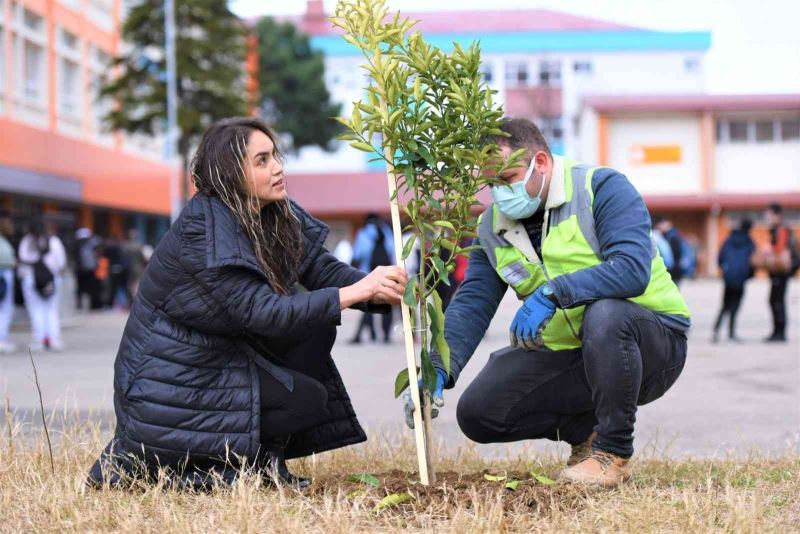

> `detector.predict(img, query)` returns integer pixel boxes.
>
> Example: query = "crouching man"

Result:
[404,118,690,487]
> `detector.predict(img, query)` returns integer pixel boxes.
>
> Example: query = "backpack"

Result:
[33,238,55,299]
[789,231,800,276]
[369,226,391,269]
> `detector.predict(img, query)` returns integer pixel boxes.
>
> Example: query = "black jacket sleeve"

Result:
[192,266,343,338]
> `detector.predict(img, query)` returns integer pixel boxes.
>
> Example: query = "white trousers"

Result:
[0,269,13,343]
[21,275,62,345]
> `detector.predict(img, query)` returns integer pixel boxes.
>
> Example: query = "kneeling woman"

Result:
[88,118,407,489]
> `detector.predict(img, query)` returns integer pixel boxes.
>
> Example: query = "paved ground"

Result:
[1,276,798,459]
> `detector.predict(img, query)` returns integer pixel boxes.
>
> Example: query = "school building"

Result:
[0,0,172,247]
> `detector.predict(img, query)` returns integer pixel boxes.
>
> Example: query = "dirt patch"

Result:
[309,469,593,519]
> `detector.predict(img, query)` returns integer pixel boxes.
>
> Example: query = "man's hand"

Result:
[510,284,557,350]
[403,368,447,429]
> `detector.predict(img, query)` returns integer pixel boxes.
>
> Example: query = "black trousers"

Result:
[769,275,789,338]
[352,309,393,342]
[713,285,745,338]
[257,326,337,445]
[456,299,687,458]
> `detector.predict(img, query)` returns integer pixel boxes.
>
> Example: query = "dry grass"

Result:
[1,411,799,533]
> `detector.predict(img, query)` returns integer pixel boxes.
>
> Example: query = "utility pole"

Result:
[165,0,181,220]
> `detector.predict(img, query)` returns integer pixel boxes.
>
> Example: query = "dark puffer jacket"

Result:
[89,194,377,486]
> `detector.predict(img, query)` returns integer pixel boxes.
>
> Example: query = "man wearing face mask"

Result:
[403,118,690,487]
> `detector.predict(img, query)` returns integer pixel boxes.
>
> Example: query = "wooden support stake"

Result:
[384,161,432,486]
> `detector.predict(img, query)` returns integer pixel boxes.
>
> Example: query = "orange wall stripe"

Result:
[0,118,171,214]
[597,113,609,166]
[699,111,714,193]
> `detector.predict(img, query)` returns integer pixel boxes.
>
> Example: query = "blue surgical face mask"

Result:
[491,158,546,220]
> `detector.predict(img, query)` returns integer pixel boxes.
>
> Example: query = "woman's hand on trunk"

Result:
[339,266,408,309]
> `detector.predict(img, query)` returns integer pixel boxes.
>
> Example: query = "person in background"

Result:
[103,236,129,309]
[122,229,147,300]
[654,217,685,285]
[0,215,17,354]
[74,227,103,310]
[712,219,755,343]
[763,203,795,342]
[17,220,67,351]
[332,237,354,266]
[350,213,395,343]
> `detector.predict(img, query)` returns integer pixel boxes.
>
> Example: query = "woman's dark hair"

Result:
[191,117,303,295]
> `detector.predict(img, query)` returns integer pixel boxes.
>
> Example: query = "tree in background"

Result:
[254,17,342,153]
[101,0,248,203]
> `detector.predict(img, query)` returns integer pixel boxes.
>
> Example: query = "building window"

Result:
[573,60,592,75]
[715,119,726,142]
[728,120,749,142]
[58,28,81,117]
[23,41,44,101]
[684,57,701,73]
[781,119,800,141]
[0,28,5,92]
[539,60,561,86]
[538,116,564,144]
[755,120,774,142]
[479,62,493,84]
[504,61,528,86]
[22,7,43,33]
[89,45,112,134]
[60,58,80,116]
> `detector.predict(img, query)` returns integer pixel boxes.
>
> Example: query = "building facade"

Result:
[277,1,713,246]
[0,0,172,247]
[276,3,798,275]
[579,94,800,274]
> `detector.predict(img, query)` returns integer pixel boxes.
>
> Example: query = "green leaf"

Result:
[420,347,437,395]
[347,473,381,488]
[483,474,506,482]
[430,290,450,374]
[426,197,443,211]
[505,480,520,491]
[348,489,366,498]
[401,234,417,261]
[403,165,416,189]
[432,256,450,286]
[350,141,375,153]
[531,472,557,486]
[373,492,414,512]
[433,220,455,231]
[402,278,416,307]
[393,368,410,398]
[416,146,435,167]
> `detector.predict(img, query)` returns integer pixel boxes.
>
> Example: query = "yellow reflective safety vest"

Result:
[478,159,690,351]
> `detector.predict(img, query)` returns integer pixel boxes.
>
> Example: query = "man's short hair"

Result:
[768,202,783,215]
[492,117,552,162]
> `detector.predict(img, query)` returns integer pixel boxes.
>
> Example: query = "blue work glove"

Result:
[510,284,558,351]
[403,367,447,429]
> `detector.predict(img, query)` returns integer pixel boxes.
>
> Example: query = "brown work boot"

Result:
[566,432,597,467]
[561,449,631,487]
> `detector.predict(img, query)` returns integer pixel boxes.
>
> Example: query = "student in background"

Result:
[17,220,67,351]
[0,215,16,354]
[712,219,755,343]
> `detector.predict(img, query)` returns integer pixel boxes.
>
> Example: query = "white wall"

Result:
[297,49,708,173]
[576,107,598,164]
[606,112,703,194]
[715,141,800,193]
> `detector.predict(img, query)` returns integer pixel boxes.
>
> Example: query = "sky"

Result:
[230,0,800,95]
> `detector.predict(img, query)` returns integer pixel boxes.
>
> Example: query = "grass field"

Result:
[1,412,798,533]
